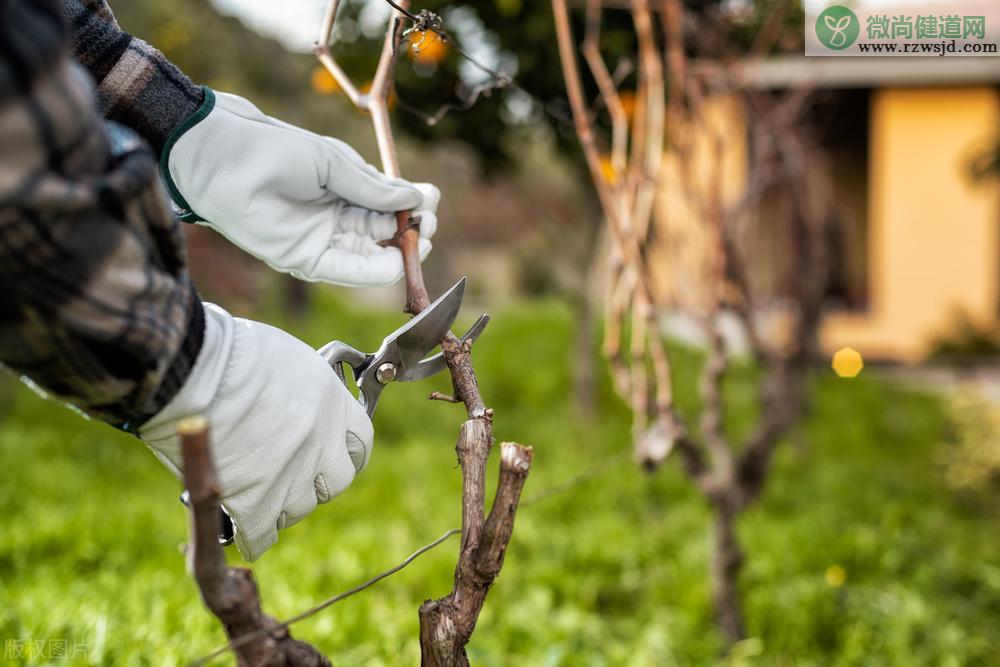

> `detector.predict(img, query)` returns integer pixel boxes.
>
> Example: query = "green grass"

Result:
[0,289,997,666]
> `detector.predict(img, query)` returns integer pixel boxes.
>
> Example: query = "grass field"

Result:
[0,289,997,666]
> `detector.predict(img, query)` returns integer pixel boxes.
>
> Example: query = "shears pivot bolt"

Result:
[375,362,397,384]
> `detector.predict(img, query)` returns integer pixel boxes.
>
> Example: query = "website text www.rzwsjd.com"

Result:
[857,39,998,55]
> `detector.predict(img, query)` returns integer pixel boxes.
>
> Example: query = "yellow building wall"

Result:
[822,87,1000,361]
[651,95,747,315]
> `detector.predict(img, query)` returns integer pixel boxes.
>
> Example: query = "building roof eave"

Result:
[692,55,1000,90]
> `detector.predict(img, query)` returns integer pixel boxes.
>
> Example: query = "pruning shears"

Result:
[319,277,489,417]
[185,277,489,545]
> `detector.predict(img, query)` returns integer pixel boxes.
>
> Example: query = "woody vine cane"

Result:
[552,0,830,646]
[315,1,534,665]
[180,418,330,666]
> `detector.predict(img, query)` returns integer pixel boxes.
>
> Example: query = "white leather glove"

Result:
[161,88,440,287]
[139,303,373,561]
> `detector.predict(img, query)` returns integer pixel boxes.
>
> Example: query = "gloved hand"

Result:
[139,303,372,561]
[161,88,440,287]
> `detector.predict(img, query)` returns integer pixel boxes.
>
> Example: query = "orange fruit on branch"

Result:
[408,31,448,64]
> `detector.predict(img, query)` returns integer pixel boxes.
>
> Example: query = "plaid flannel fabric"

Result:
[61,0,204,153]
[0,0,203,431]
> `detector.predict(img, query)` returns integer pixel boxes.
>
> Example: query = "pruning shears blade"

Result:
[321,277,484,419]
[391,277,465,371]
[396,314,490,382]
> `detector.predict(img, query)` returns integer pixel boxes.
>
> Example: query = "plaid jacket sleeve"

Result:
[60,0,203,153]
[0,0,204,432]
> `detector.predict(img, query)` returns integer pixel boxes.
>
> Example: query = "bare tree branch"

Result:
[553,0,691,473]
[419,442,533,666]
[582,0,629,180]
[315,3,533,663]
[553,0,830,650]
[178,417,330,667]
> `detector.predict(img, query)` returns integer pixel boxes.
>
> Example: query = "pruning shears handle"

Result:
[323,341,371,387]
[179,278,483,549]
[180,341,376,549]
[320,341,380,416]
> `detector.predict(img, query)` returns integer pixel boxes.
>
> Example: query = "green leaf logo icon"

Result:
[816,5,859,50]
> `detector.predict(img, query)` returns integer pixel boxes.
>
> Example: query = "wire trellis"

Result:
[187,450,631,666]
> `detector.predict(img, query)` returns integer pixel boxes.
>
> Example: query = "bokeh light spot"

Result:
[825,564,847,587]
[310,67,340,95]
[832,347,863,378]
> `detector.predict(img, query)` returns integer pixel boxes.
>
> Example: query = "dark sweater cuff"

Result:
[92,38,204,154]
[64,1,204,152]
[117,286,205,434]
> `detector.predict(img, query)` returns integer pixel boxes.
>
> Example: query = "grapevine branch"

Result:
[315,2,533,665]
[552,0,703,475]
[178,417,330,666]
[553,0,827,647]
